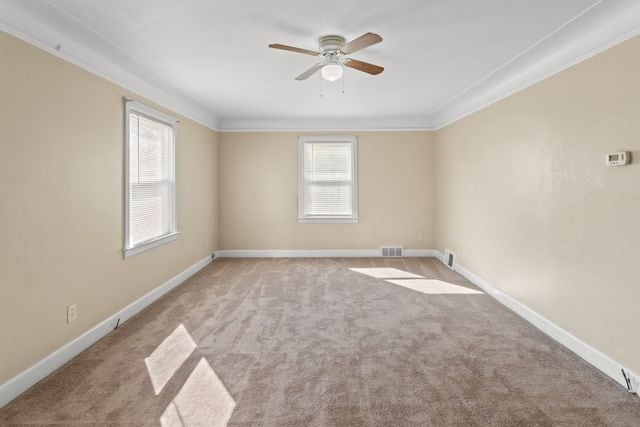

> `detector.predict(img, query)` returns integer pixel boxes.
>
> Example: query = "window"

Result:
[124,101,178,258]
[298,135,358,223]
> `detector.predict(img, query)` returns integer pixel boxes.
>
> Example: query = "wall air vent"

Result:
[444,249,456,270]
[381,246,403,257]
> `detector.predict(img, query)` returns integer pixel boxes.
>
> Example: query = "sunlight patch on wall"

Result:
[161,358,236,427]
[386,279,483,295]
[145,324,197,395]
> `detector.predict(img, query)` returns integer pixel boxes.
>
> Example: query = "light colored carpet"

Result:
[1,257,639,425]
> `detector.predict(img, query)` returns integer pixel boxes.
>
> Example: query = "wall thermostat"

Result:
[606,151,630,166]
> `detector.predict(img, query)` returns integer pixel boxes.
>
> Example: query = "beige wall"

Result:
[0,32,219,383]
[3,20,639,391]
[219,132,435,250]
[435,35,640,373]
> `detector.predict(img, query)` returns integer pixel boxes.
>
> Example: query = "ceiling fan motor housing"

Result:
[318,35,346,53]
[268,32,383,80]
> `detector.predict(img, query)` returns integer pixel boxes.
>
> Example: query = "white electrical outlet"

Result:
[418,231,424,241]
[67,304,77,323]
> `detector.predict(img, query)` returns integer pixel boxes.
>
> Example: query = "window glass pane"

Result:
[128,110,174,247]
[302,141,353,217]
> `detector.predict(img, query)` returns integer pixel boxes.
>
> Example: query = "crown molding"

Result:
[0,1,222,131]
[2,1,640,133]
[219,116,436,132]
[430,0,640,129]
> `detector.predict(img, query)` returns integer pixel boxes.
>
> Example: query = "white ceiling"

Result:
[2,0,640,130]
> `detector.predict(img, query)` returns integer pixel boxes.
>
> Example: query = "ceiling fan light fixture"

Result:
[269,33,383,81]
[321,63,343,82]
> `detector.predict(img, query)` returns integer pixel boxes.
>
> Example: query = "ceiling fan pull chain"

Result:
[319,73,324,98]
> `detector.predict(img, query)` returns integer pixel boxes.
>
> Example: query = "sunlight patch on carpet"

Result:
[385,279,483,295]
[349,267,424,279]
[161,358,236,427]
[145,324,197,395]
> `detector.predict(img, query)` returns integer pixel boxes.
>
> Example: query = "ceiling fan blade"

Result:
[340,32,383,54]
[268,43,320,56]
[344,59,384,75]
[295,63,325,80]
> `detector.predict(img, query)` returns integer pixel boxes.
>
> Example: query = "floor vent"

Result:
[444,249,456,269]
[381,246,403,257]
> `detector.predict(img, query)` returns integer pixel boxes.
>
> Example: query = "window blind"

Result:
[301,140,355,218]
[126,107,176,250]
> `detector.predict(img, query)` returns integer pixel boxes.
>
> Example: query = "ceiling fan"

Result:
[269,33,384,82]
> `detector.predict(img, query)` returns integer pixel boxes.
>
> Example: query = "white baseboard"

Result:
[433,251,638,393]
[430,250,445,264]
[7,250,633,408]
[214,249,440,258]
[405,249,440,257]
[0,254,213,408]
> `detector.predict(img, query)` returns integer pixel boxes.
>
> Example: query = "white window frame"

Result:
[298,135,358,224]
[123,100,179,258]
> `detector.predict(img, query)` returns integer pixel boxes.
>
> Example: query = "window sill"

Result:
[297,217,359,224]
[123,232,180,259]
